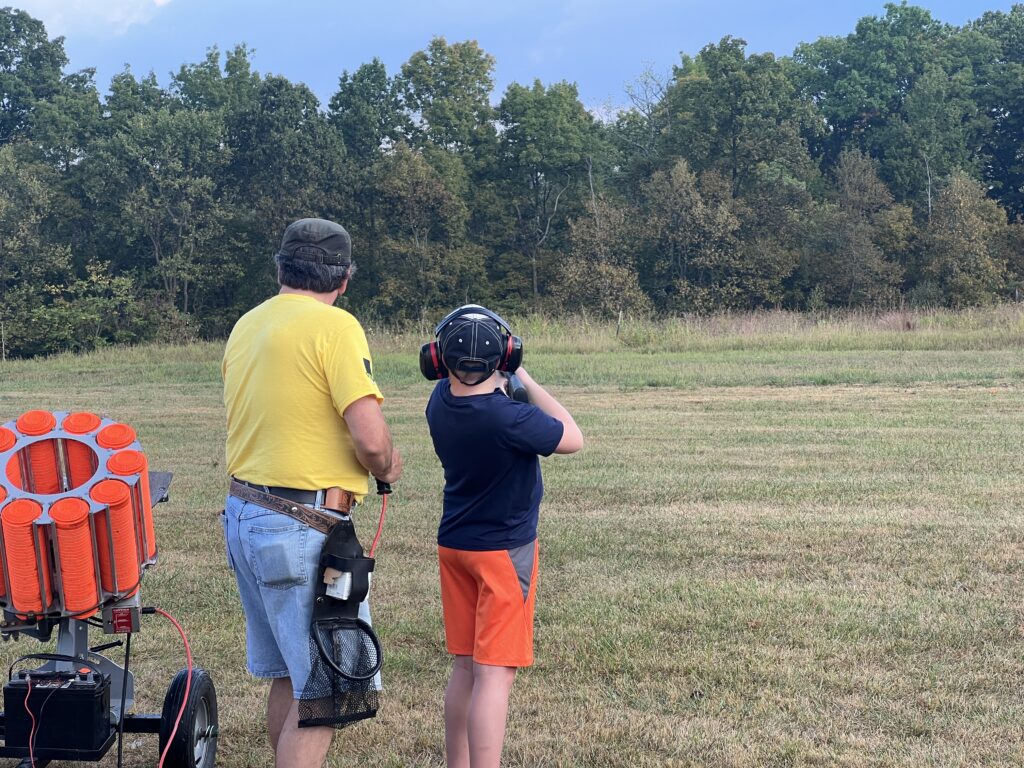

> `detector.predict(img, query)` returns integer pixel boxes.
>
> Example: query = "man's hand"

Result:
[376,447,402,484]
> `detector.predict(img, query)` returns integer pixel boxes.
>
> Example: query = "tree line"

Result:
[1,3,1023,358]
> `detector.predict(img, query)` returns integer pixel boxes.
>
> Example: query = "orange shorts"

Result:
[438,540,539,668]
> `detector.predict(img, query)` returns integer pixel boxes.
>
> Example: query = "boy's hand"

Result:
[502,371,530,403]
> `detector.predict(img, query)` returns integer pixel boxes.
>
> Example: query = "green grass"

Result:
[0,307,1022,766]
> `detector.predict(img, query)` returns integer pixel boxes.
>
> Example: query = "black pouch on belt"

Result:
[297,517,382,729]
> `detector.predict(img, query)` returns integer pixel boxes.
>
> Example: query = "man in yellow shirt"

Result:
[222,218,402,768]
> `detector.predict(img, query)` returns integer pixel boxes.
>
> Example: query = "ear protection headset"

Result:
[419,305,523,381]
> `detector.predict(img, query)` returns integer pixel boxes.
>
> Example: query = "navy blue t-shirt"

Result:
[426,379,564,551]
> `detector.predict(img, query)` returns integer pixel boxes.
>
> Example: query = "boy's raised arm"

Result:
[514,367,583,454]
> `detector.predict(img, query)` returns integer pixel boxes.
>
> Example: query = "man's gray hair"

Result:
[276,253,356,293]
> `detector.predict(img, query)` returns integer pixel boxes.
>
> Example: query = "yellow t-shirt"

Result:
[222,293,383,495]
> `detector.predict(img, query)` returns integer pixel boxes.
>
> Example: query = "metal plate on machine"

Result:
[148,471,173,506]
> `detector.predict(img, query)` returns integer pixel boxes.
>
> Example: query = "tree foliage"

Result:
[0,10,1022,358]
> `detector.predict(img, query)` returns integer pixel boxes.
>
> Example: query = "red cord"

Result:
[155,608,193,768]
[23,676,36,766]
[368,493,387,558]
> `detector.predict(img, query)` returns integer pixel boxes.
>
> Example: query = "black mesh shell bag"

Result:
[298,518,383,728]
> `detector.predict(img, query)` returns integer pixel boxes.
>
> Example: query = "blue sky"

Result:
[13,0,1018,111]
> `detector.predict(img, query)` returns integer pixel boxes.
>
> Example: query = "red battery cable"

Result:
[154,607,193,768]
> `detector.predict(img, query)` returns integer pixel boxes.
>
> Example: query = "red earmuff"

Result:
[430,342,441,377]
[419,341,449,380]
[503,334,523,372]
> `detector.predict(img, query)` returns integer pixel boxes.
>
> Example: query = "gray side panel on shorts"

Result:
[507,541,536,602]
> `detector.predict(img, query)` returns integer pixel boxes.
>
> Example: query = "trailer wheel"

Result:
[159,667,218,768]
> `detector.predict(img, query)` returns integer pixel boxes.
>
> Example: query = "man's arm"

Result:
[513,368,583,454]
[343,395,403,483]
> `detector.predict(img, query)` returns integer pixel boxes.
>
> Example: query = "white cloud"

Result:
[15,0,173,38]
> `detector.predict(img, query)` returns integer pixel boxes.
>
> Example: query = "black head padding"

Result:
[419,305,523,381]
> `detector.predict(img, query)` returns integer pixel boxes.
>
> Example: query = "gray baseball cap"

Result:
[277,218,352,265]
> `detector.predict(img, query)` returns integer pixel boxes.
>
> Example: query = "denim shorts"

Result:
[223,494,381,696]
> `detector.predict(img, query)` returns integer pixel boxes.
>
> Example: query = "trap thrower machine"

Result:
[0,410,217,768]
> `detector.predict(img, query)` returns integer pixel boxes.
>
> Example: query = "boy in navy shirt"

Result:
[425,306,583,768]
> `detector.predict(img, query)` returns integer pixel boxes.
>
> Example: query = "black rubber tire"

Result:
[159,667,218,768]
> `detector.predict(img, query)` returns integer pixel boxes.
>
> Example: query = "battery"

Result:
[3,671,111,752]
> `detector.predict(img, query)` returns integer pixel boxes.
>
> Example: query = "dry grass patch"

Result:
[0,319,1021,765]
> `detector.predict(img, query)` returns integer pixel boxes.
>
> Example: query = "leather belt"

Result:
[229,479,355,534]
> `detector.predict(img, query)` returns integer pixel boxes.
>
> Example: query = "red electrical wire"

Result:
[23,675,36,767]
[154,607,193,768]
[30,686,60,764]
[18,669,66,763]
[368,493,387,558]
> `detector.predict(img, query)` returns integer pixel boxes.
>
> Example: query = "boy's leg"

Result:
[440,546,479,767]
[445,655,475,768]
[467,662,517,768]
[439,544,532,766]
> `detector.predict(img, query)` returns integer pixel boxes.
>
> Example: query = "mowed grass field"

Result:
[0,307,1022,767]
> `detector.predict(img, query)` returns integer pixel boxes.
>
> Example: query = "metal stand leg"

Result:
[54,617,89,660]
